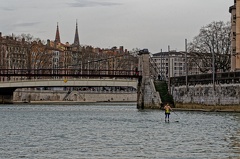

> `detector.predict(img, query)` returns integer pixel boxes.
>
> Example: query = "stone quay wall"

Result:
[13,90,137,103]
[172,83,240,112]
[142,78,161,109]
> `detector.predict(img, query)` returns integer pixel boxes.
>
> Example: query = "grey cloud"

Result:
[68,0,122,7]
[13,22,40,27]
[0,7,15,11]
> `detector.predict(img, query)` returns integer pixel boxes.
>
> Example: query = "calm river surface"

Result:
[0,103,240,159]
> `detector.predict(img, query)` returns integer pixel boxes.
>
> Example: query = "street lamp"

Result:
[185,39,188,91]
[88,61,90,75]
[212,52,215,90]
[212,52,216,105]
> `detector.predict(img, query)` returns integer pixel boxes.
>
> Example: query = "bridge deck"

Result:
[0,78,139,89]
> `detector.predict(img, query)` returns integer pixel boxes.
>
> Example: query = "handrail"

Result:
[0,68,142,78]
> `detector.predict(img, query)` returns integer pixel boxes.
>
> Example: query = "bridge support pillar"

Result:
[0,88,16,104]
[0,95,13,104]
[137,50,161,109]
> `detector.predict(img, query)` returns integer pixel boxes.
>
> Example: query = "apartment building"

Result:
[152,51,210,80]
[0,21,137,83]
[0,33,29,81]
[229,0,240,70]
[152,51,186,80]
[229,0,237,70]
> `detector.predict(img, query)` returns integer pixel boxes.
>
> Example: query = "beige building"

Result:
[0,21,137,83]
[0,33,29,81]
[229,0,240,70]
[229,0,237,70]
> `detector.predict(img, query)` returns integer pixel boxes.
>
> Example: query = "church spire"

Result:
[73,20,80,46]
[55,22,61,43]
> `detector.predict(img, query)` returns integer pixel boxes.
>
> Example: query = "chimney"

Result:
[47,39,50,47]
[119,46,124,53]
[22,38,25,44]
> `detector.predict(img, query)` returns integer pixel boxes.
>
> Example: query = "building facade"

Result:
[229,0,240,70]
[230,0,237,70]
[152,51,187,80]
[0,33,28,81]
[152,51,212,80]
[0,22,138,81]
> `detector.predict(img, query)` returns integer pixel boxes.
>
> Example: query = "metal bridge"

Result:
[0,68,142,103]
[0,51,161,108]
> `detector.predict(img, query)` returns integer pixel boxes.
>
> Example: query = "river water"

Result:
[0,103,239,159]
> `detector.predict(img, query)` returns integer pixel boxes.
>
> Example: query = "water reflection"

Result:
[229,114,240,156]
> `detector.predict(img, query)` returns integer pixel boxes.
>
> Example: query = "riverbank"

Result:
[14,90,137,103]
[13,101,137,105]
[175,103,240,112]
[11,101,240,112]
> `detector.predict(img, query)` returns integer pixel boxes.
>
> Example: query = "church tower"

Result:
[55,22,61,43]
[73,20,80,46]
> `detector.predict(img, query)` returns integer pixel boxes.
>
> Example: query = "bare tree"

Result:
[114,53,138,71]
[15,33,46,44]
[188,21,231,73]
[129,48,141,57]
[29,42,52,70]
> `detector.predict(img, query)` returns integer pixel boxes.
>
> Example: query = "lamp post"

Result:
[160,49,163,80]
[185,39,188,91]
[168,45,170,93]
[80,61,82,75]
[212,52,215,90]
[212,52,216,105]
[88,61,90,75]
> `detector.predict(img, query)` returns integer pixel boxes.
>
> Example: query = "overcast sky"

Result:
[0,0,233,53]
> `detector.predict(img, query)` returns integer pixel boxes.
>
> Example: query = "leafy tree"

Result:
[188,21,231,73]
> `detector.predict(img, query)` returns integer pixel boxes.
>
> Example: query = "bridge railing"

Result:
[170,71,240,86]
[0,69,142,78]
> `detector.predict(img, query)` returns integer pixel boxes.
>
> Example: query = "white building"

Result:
[152,51,206,80]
